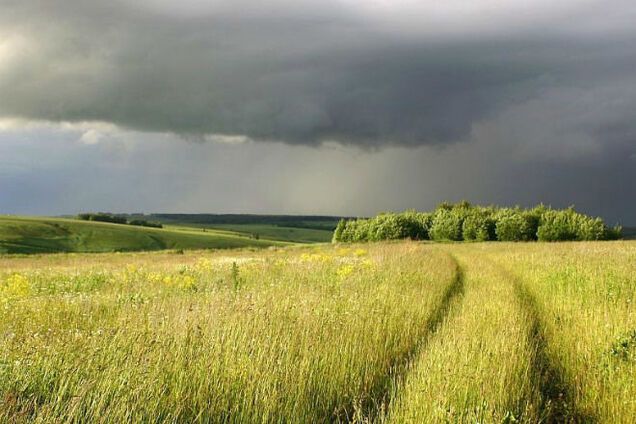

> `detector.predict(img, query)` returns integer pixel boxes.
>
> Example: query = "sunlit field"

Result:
[1,242,635,422]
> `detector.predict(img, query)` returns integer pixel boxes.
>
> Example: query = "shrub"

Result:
[411,212,433,240]
[495,209,537,241]
[332,203,621,243]
[332,219,346,242]
[350,219,369,242]
[336,212,433,242]
[537,209,574,241]
[605,225,623,240]
[576,216,606,241]
[77,213,127,225]
[536,208,602,241]
[429,208,464,241]
[339,219,369,242]
[338,220,354,242]
[462,209,496,241]
[129,220,163,228]
[367,214,403,241]
[537,208,616,241]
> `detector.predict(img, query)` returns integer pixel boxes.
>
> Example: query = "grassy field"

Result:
[124,214,340,243]
[171,223,334,243]
[0,216,289,254]
[1,241,634,422]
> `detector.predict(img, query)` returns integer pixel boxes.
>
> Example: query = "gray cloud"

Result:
[1,0,635,148]
[1,120,634,224]
[1,1,636,223]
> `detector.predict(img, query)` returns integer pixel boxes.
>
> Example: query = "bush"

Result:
[337,219,369,242]
[462,209,496,241]
[537,208,613,241]
[77,213,127,225]
[495,209,538,242]
[411,212,433,240]
[351,219,371,242]
[605,225,623,240]
[576,216,606,241]
[332,219,346,242]
[332,203,621,243]
[334,212,433,243]
[537,209,576,241]
[429,208,464,241]
[367,214,403,241]
[129,220,163,229]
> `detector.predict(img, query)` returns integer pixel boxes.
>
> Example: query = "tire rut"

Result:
[493,261,595,423]
[342,253,466,423]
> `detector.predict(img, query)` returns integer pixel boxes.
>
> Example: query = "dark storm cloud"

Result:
[1,1,636,223]
[2,0,635,147]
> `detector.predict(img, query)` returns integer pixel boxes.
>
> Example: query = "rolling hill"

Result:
[123,213,341,243]
[0,216,288,254]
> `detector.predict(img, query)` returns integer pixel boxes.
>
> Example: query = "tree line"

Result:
[77,213,163,228]
[333,202,622,243]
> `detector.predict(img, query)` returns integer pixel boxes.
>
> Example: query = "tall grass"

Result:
[386,252,541,422]
[2,241,634,423]
[487,242,636,422]
[0,243,456,422]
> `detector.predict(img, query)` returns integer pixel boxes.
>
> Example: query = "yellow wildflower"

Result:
[354,248,368,257]
[160,274,197,291]
[196,258,213,272]
[180,275,197,291]
[1,274,31,299]
[336,264,355,279]
[147,272,163,284]
[300,252,331,263]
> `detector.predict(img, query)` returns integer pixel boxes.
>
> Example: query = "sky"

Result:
[0,0,635,223]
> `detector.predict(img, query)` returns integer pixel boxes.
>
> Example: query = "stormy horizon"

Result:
[1,0,635,224]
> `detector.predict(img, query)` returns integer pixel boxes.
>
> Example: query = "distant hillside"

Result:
[622,227,636,240]
[121,214,346,243]
[131,214,344,230]
[0,216,287,254]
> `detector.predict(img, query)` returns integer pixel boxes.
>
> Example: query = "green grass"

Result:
[175,223,334,243]
[117,214,338,243]
[485,242,636,421]
[122,213,341,239]
[386,254,540,422]
[0,241,634,422]
[0,243,455,422]
[0,216,287,254]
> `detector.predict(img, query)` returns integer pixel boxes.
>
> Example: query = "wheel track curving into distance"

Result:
[341,252,466,423]
[490,260,596,424]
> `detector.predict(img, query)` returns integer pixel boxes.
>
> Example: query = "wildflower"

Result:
[353,249,368,257]
[1,274,31,299]
[159,274,197,291]
[361,258,374,269]
[196,258,214,272]
[300,252,332,263]
[336,264,355,279]
[147,272,163,284]
[180,275,198,291]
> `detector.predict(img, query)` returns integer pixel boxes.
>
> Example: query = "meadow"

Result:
[168,223,334,244]
[126,214,339,243]
[1,241,634,422]
[0,216,288,254]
